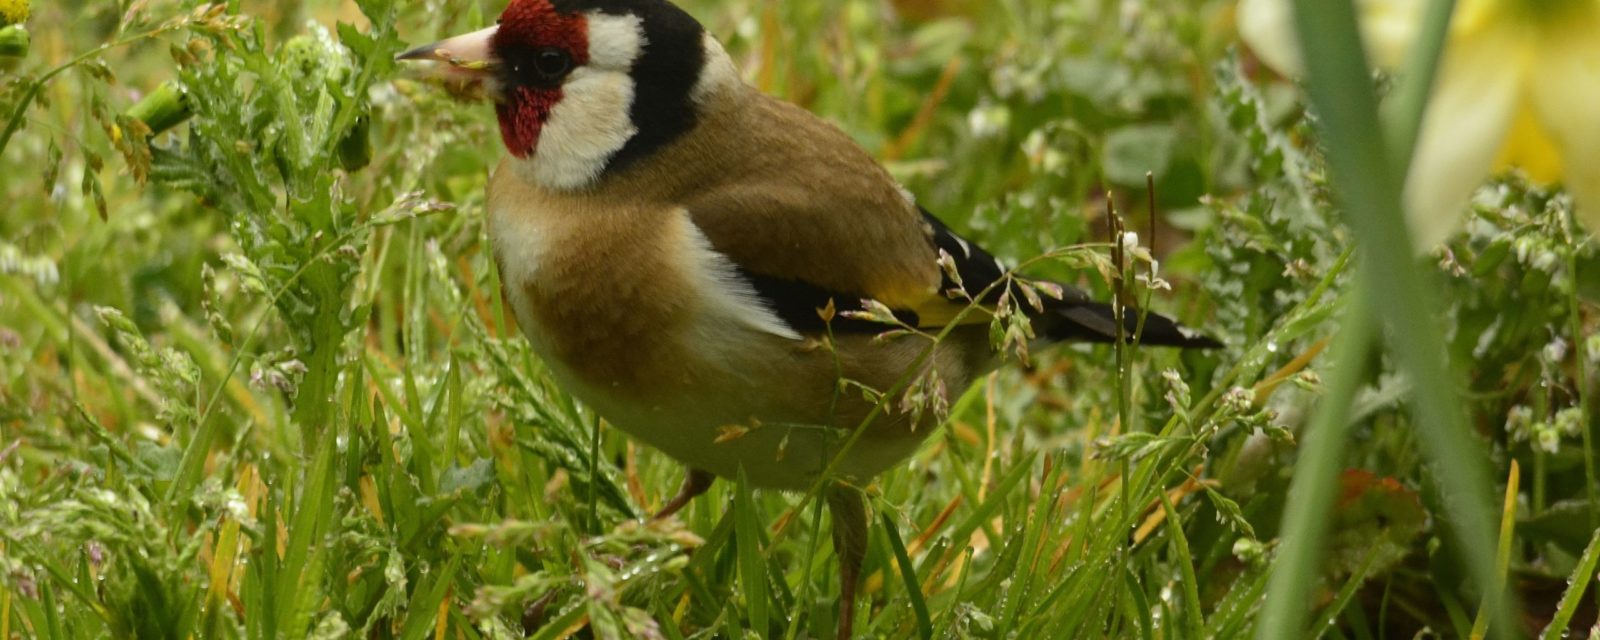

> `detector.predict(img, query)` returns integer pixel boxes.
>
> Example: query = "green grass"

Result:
[2,0,1597,638]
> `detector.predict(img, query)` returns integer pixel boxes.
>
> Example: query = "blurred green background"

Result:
[1,0,1595,637]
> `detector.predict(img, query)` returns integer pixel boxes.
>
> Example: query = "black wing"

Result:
[735,206,1220,349]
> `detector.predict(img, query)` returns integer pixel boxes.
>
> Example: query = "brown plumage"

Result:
[402,2,1218,636]
[484,75,1000,489]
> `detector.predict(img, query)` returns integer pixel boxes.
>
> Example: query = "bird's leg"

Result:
[826,485,869,640]
[651,468,715,520]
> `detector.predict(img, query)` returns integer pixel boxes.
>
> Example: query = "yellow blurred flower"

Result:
[1238,0,1600,245]
[0,0,26,26]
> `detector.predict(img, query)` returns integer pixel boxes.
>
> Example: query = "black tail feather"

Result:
[1040,301,1222,349]
[917,206,1219,349]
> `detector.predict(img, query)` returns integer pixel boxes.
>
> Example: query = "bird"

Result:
[398,1,1219,636]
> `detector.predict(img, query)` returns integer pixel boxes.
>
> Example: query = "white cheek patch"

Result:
[691,33,740,105]
[585,12,646,70]
[517,67,640,190]
[510,12,646,191]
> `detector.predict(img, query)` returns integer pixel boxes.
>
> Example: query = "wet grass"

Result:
[1,0,1596,637]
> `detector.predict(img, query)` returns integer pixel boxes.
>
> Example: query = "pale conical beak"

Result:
[397,25,499,78]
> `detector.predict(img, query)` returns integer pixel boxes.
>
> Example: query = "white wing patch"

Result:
[679,212,803,342]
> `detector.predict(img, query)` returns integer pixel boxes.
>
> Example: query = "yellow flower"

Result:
[1238,0,1600,245]
[0,0,27,27]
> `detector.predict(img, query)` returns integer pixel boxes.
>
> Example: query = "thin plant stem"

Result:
[1568,232,1599,618]
[1567,244,1598,529]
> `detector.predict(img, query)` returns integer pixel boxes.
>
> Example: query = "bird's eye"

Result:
[534,48,573,80]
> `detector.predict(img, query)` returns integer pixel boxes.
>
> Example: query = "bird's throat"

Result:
[496,86,562,159]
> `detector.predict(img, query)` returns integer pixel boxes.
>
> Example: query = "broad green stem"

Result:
[1288,0,1508,634]
[1257,291,1374,638]
[1381,0,1458,167]
[292,304,346,453]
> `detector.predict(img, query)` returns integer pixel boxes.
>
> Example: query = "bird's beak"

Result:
[397,26,500,95]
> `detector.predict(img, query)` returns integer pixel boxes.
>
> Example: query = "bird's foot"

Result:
[651,468,715,520]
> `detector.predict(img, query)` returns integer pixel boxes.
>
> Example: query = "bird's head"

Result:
[399,0,735,189]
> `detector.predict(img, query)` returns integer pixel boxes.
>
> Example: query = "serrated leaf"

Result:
[337,21,374,57]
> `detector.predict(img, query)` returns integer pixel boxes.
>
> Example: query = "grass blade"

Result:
[734,468,771,634]
[1471,459,1520,639]
[1540,529,1600,640]
[1311,547,1382,638]
[399,554,461,640]
[528,603,587,640]
[880,511,933,640]
[1157,490,1204,639]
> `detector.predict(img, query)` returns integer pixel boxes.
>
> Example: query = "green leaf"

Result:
[1102,125,1178,187]
[336,21,374,57]
[1520,499,1600,556]
[131,441,181,483]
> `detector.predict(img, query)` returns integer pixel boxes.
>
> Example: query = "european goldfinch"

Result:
[400,1,1218,636]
